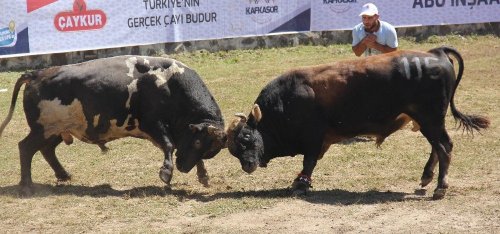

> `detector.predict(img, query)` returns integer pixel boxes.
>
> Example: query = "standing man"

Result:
[352,3,398,57]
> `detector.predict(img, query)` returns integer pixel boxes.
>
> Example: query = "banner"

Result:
[312,0,500,31]
[0,0,311,58]
[0,0,499,59]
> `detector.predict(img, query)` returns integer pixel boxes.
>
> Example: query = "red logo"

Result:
[27,0,57,13]
[54,0,107,32]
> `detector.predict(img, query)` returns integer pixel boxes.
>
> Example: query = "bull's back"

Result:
[286,50,448,135]
[22,56,182,143]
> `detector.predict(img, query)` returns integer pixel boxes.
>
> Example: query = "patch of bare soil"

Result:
[162,185,499,233]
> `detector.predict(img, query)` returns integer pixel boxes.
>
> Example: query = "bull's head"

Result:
[226,104,264,173]
[175,123,226,173]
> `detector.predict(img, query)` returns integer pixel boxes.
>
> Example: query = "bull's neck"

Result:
[257,125,291,160]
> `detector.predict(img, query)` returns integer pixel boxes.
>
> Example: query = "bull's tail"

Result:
[440,47,490,134]
[0,72,33,137]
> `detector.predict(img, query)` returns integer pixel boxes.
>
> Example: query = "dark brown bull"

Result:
[226,47,489,199]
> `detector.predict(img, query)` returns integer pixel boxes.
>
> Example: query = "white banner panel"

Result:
[312,0,500,31]
[24,0,310,57]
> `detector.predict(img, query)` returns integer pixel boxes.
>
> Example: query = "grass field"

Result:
[0,35,498,233]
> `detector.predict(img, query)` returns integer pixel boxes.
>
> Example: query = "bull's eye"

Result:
[194,139,202,149]
[242,134,251,142]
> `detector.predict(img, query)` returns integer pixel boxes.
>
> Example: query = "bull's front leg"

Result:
[158,141,174,187]
[291,154,318,196]
[196,160,209,187]
[143,122,175,187]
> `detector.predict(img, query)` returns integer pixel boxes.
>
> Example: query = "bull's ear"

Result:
[189,124,203,133]
[251,104,262,123]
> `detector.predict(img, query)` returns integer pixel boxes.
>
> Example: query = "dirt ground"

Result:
[3,167,498,233]
[161,184,499,233]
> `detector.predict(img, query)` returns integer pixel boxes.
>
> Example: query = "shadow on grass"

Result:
[0,183,429,204]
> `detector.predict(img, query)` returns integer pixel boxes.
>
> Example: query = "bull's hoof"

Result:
[432,188,447,200]
[55,173,71,187]
[98,144,109,154]
[420,175,433,188]
[197,175,210,187]
[56,173,72,182]
[291,182,310,196]
[159,166,173,186]
[291,177,312,196]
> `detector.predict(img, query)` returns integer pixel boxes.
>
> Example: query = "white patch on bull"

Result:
[424,57,439,67]
[126,57,138,78]
[412,57,422,80]
[424,57,441,79]
[37,98,88,140]
[99,115,151,142]
[93,114,100,128]
[143,57,150,66]
[151,61,185,87]
[401,56,439,80]
[401,57,411,80]
[149,68,166,86]
[126,79,138,109]
[174,60,189,69]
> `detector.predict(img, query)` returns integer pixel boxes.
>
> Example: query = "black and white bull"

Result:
[226,47,489,199]
[0,55,226,196]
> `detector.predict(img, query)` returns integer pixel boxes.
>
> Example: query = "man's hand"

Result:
[362,34,377,48]
[353,33,396,56]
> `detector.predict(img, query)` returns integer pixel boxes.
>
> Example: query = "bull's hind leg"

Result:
[18,131,46,196]
[420,148,438,188]
[420,126,453,200]
[40,136,71,183]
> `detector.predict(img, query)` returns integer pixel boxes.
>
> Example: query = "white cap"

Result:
[359,3,378,16]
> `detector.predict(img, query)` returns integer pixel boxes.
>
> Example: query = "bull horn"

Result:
[234,113,247,123]
[207,125,218,134]
[252,104,262,123]
[207,124,227,148]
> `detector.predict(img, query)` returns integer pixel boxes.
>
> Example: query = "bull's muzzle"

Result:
[241,160,258,174]
[175,158,195,173]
